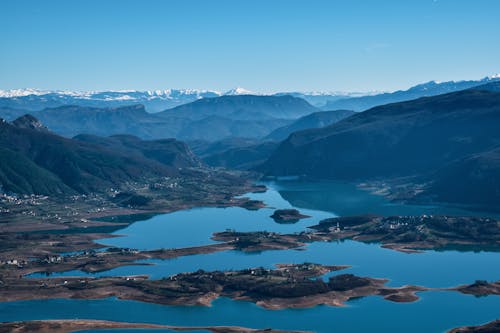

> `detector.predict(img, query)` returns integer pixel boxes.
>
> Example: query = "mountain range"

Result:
[1,75,498,113]
[0,95,321,142]
[2,80,500,210]
[324,75,500,111]
[0,88,362,112]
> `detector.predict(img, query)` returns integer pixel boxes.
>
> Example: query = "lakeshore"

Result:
[0,180,499,332]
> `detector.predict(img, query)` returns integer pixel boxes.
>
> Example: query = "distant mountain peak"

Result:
[11,114,49,132]
[224,87,254,95]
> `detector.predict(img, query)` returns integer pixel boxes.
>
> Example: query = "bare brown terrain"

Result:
[0,319,310,333]
[448,319,500,333]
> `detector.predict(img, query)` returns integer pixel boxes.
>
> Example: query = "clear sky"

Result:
[1,0,499,92]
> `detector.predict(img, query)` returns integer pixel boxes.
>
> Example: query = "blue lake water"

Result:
[6,180,500,332]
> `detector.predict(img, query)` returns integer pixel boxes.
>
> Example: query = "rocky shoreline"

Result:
[447,319,500,333]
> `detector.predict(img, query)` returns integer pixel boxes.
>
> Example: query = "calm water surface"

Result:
[8,180,500,332]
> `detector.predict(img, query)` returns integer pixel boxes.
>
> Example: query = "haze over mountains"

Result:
[0,87,361,112]
[1,75,498,112]
[1,76,500,209]
[325,75,500,111]
[1,75,498,144]
[0,95,321,142]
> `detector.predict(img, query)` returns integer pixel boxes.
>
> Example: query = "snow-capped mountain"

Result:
[0,87,377,111]
[1,74,499,112]
[0,88,220,99]
[224,87,255,95]
[0,89,223,112]
[324,74,500,111]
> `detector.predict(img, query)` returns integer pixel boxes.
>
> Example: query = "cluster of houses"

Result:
[0,258,28,268]
[149,180,179,190]
[43,256,64,264]
[328,222,342,233]
[0,193,47,205]
[380,215,436,231]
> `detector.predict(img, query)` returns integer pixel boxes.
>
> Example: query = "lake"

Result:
[5,180,500,333]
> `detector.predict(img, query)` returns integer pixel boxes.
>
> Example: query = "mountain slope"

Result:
[264,110,355,141]
[423,146,500,207]
[203,141,280,170]
[0,147,73,195]
[73,134,202,169]
[0,117,201,195]
[258,89,500,208]
[176,115,291,141]
[29,104,186,139]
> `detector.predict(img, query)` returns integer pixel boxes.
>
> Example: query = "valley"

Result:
[3,1,500,331]
[0,80,499,333]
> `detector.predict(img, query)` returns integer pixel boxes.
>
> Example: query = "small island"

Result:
[454,280,500,297]
[3,263,489,309]
[270,209,311,223]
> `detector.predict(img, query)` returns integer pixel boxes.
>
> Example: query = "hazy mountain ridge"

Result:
[0,95,318,141]
[0,89,222,113]
[324,75,500,111]
[0,88,369,111]
[158,95,319,120]
[264,110,356,141]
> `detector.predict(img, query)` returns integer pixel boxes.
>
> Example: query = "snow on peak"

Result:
[487,73,500,80]
[224,87,254,95]
[0,88,51,98]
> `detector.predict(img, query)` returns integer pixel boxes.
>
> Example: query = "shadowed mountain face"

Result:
[425,146,500,207]
[0,95,319,142]
[17,104,185,139]
[175,115,290,142]
[258,88,500,208]
[0,116,202,195]
[203,141,280,170]
[324,77,500,111]
[73,134,202,169]
[264,110,355,141]
[189,138,279,170]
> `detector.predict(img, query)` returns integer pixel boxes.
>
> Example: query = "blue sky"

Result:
[1,0,499,92]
